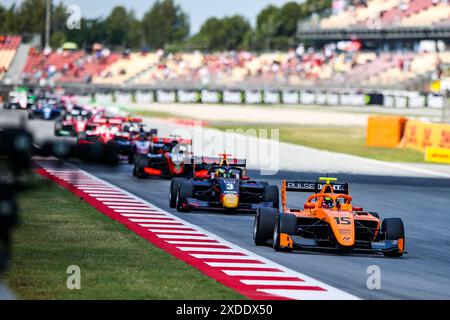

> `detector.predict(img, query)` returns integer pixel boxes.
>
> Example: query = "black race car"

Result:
[169,155,279,213]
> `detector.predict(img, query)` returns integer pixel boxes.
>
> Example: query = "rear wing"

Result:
[285,181,349,195]
[192,156,246,175]
[152,137,192,145]
[193,156,246,167]
[281,179,349,213]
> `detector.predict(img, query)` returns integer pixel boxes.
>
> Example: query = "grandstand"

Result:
[0,0,449,92]
[320,0,449,29]
[7,46,449,90]
[0,35,21,80]
[93,52,161,85]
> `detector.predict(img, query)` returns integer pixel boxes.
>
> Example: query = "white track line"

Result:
[241,280,306,286]
[151,230,199,234]
[108,206,152,209]
[88,194,131,197]
[146,225,193,230]
[121,214,164,218]
[190,254,251,260]
[176,247,237,252]
[157,234,210,239]
[129,218,175,222]
[138,223,184,227]
[166,240,221,245]
[103,201,143,205]
[114,209,159,213]
[207,263,271,268]
[223,270,290,277]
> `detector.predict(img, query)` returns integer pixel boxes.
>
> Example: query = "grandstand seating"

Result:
[400,2,450,27]
[58,53,121,83]
[21,49,121,83]
[0,35,22,79]
[14,44,450,89]
[93,53,160,85]
[22,50,84,76]
[319,0,449,29]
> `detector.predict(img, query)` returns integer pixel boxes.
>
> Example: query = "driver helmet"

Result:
[323,197,334,209]
[216,168,227,178]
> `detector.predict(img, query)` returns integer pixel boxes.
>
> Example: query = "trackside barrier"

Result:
[402,120,450,152]
[79,90,444,108]
[425,147,450,164]
[366,116,407,148]
[366,116,450,164]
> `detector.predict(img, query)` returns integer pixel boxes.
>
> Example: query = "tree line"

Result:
[0,0,331,51]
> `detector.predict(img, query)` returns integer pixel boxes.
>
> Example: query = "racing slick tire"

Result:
[253,208,278,246]
[273,213,297,252]
[176,181,193,212]
[104,141,119,165]
[264,185,279,209]
[134,155,149,179]
[382,218,405,257]
[170,178,187,208]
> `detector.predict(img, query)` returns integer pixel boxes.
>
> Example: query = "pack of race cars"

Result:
[2,88,406,258]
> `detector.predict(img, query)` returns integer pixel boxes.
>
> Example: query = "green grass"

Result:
[5,174,244,300]
[123,109,176,119]
[212,124,426,163]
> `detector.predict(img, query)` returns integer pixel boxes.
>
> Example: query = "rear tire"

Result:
[104,141,119,165]
[176,181,193,212]
[382,218,405,257]
[264,185,279,209]
[170,178,187,208]
[136,155,148,179]
[273,213,297,252]
[253,208,278,245]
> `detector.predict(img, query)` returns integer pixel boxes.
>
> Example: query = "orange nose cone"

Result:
[222,194,239,208]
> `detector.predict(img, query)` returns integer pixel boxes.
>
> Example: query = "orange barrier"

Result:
[402,120,450,151]
[366,116,407,148]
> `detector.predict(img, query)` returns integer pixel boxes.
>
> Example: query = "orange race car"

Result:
[253,177,405,257]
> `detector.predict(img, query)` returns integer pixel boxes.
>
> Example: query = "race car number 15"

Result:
[334,217,351,225]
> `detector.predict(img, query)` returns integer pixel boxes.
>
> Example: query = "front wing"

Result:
[280,234,406,255]
[183,197,276,213]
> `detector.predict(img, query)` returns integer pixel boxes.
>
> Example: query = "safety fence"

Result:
[77,89,445,109]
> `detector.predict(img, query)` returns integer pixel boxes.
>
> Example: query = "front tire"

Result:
[176,181,193,212]
[170,178,187,208]
[382,218,405,257]
[253,208,278,245]
[273,213,297,252]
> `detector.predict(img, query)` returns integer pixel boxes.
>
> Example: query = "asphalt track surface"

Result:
[2,108,450,299]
